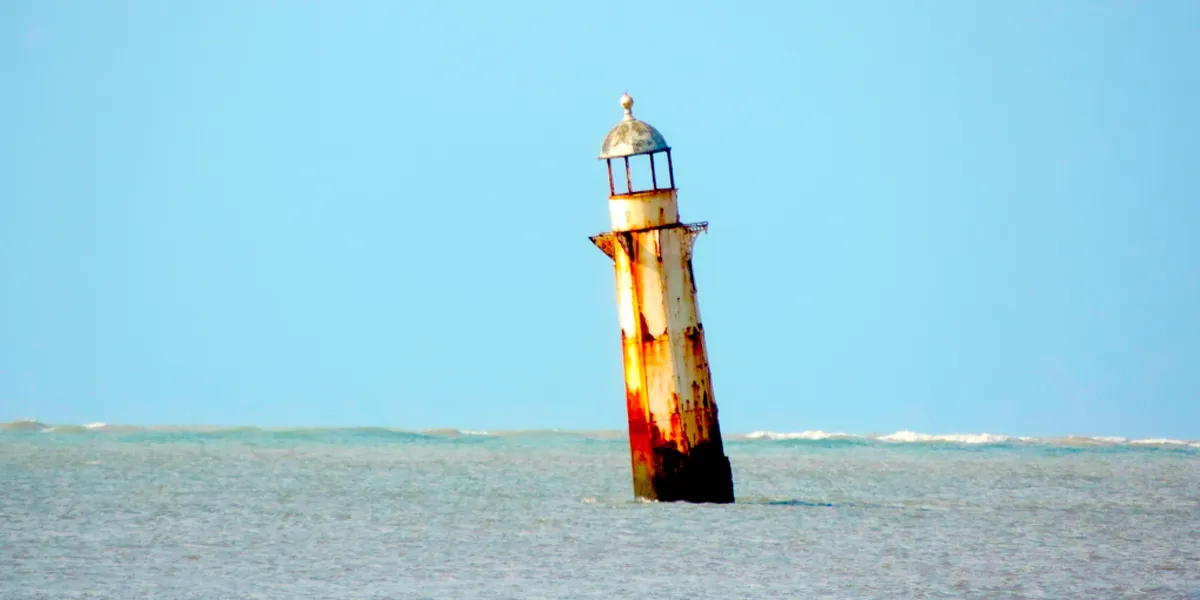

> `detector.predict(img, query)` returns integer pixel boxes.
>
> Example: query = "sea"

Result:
[2,420,1197,599]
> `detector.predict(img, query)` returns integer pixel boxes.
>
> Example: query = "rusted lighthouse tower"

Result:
[590,94,735,504]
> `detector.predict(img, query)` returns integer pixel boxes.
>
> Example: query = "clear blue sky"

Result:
[2,1,1197,438]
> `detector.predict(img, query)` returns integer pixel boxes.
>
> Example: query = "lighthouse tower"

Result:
[590,94,735,504]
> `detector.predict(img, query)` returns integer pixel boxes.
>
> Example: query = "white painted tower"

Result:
[590,94,734,503]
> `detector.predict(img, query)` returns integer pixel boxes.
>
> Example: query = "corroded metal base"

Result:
[629,426,735,503]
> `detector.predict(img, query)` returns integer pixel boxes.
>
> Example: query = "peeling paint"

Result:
[590,194,734,504]
[590,96,733,503]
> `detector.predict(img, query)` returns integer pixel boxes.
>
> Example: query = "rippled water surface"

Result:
[2,426,1197,599]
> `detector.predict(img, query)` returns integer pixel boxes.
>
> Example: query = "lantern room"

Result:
[599,94,676,196]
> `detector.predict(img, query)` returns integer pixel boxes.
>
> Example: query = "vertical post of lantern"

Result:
[588,93,734,504]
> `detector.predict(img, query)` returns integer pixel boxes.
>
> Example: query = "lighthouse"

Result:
[590,94,735,504]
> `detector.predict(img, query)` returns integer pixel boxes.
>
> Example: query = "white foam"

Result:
[7,423,1195,450]
[1128,438,1189,446]
[744,430,1198,447]
[876,431,1009,444]
[938,433,1011,444]
[877,430,933,443]
[745,430,850,441]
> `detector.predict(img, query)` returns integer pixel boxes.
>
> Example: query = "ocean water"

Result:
[2,422,1197,599]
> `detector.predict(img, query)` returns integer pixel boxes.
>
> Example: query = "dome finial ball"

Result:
[598,92,668,159]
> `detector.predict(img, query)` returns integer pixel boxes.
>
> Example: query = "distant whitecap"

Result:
[1128,438,1189,446]
[745,430,849,441]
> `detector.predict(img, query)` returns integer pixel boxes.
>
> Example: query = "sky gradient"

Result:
[3,1,1198,438]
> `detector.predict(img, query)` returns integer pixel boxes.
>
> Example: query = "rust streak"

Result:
[639,312,655,343]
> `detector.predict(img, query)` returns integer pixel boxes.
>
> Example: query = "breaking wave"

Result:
[739,430,1198,449]
[2,422,625,442]
[745,430,853,441]
[0,419,47,431]
[3,421,1195,449]
[1127,438,1192,447]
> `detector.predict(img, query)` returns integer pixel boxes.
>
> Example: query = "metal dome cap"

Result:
[598,93,670,160]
